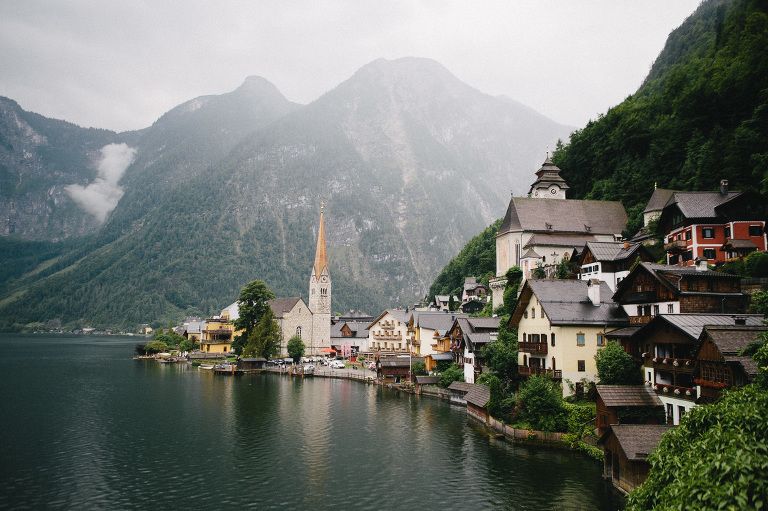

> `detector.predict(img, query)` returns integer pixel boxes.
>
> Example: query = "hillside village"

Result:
[155,156,768,495]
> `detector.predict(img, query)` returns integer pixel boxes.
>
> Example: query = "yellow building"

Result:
[201,316,235,353]
[510,279,629,397]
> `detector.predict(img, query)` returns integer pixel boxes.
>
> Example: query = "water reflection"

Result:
[0,335,624,510]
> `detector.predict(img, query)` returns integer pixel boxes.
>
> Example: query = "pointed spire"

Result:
[313,206,328,277]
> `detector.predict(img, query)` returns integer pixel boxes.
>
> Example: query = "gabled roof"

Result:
[448,381,472,393]
[613,262,742,301]
[465,384,491,408]
[330,320,370,339]
[583,241,643,263]
[415,311,467,333]
[415,375,439,385]
[511,279,629,328]
[696,324,767,377]
[642,188,676,214]
[499,197,627,236]
[663,190,742,220]
[367,309,412,329]
[598,425,674,461]
[268,297,303,319]
[597,385,662,407]
[640,314,764,342]
[721,238,758,250]
[379,357,423,368]
[429,352,454,361]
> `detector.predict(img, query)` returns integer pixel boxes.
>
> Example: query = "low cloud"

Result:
[66,143,136,223]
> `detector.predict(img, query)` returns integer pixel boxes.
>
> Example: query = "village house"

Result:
[375,355,423,383]
[465,384,491,424]
[433,295,460,311]
[611,262,748,334]
[510,279,629,397]
[657,179,767,267]
[598,425,674,494]
[630,186,676,245]
[612,313,764,425]
[491,157,627,308]
[595,385,664,437]
[448,316,501,383]
[461,277,488,303]
[574,241,655,292]
[693,324,766,403]
[366,309,412,353]
[201,315,235,353]
[408,311,467,357]
[330,319,370,355]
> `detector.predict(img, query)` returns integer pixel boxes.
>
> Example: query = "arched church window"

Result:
[296,326,301,338]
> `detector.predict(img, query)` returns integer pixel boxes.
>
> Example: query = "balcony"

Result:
[664,239,688,253]
[651,383,696,400]
[518,341,548,354]
[518,365,562,379]
[650,357,694,370]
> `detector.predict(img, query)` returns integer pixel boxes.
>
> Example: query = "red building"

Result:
[657,180,766,267]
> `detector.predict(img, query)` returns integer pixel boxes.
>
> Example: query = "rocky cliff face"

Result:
[0,58,573,330]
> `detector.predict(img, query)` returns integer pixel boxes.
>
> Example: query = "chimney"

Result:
[720,179,729,195]
[695,256,709,271]
[587,279,601,306]
[623,241,630,249]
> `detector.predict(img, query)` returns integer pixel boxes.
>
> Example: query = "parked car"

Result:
[329,360,345,369]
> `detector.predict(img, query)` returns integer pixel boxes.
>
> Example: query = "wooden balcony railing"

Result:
[664,240,688,253]
[518,341,548,354]
[518,365,562,379]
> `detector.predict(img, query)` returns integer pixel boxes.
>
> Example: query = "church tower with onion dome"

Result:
[308,205,331,355]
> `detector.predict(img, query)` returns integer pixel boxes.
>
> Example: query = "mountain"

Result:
[428,0,768,299]
[552,0,768,236]
[0,58,572,331]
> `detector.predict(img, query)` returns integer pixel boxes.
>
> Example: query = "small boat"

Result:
[157,357,177,363]
[199,364,214,370]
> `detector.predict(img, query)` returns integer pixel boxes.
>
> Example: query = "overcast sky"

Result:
[1,0,702,133]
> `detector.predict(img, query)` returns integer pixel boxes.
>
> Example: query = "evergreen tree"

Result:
[232,280,275,355]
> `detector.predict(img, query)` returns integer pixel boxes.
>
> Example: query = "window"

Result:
[668,304,674,313]
[678,406,686,421]
[667,404,673,422]
[682,250,693,262]
[531,308,536,319]
[296,326,302,338]
[522,333,527,342]
[702,228,714,239]
[551,333,556,347]
[597,333,604,346]
[703,248,716,260]
[653,305,660,316]
[669,254,679,265]
[541,334,547,344]
[523,311,528,319]
[577,360,585,372]
[552,357,556,371]
[685,230,692,240]
[577,333,585,346]
[725,226,731,238]
[749,225,763,237]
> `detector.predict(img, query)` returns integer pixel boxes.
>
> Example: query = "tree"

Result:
[448,294,457,311]
[438,363,464,388]
[287,334,305,362]
[594,340,643,385]
[626,385,768,510]
[242,309,282,359]
[232,280,275,355]
[517,374,568,432]
[411,360,427,376]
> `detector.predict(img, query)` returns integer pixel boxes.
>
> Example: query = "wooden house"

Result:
[598,425,673,494]
[465,384,491,423]
[693,324,765,403]
[447,381,472,405]
[595,385,663,436]
[375,355,423,383]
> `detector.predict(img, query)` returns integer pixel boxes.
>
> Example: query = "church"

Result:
[223,207,332,357]
[490,158,627,309]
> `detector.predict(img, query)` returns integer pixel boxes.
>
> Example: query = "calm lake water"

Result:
[0,335,625,510]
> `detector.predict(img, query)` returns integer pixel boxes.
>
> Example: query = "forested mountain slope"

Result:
[553,0,768,236]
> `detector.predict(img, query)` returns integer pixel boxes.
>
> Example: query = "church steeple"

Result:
[308,204,331,355]
[527,155,569,199]
[313,206,328,279]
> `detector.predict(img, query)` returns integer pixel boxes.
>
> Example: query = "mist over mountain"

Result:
[0,58,572,331]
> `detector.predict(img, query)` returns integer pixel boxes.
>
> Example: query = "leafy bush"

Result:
[438,364,464,388]
[517,374,567,432]
[144,340,168,354]
[411,361,427,376]
[626,385,768,510]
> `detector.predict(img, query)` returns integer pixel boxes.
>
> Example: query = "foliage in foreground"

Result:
[438,364,464,388]
[517,374,567,433]
[626,385,768,510]
[287,335,305,362]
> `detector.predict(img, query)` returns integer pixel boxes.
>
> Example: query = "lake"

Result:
[0,334,625,510]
